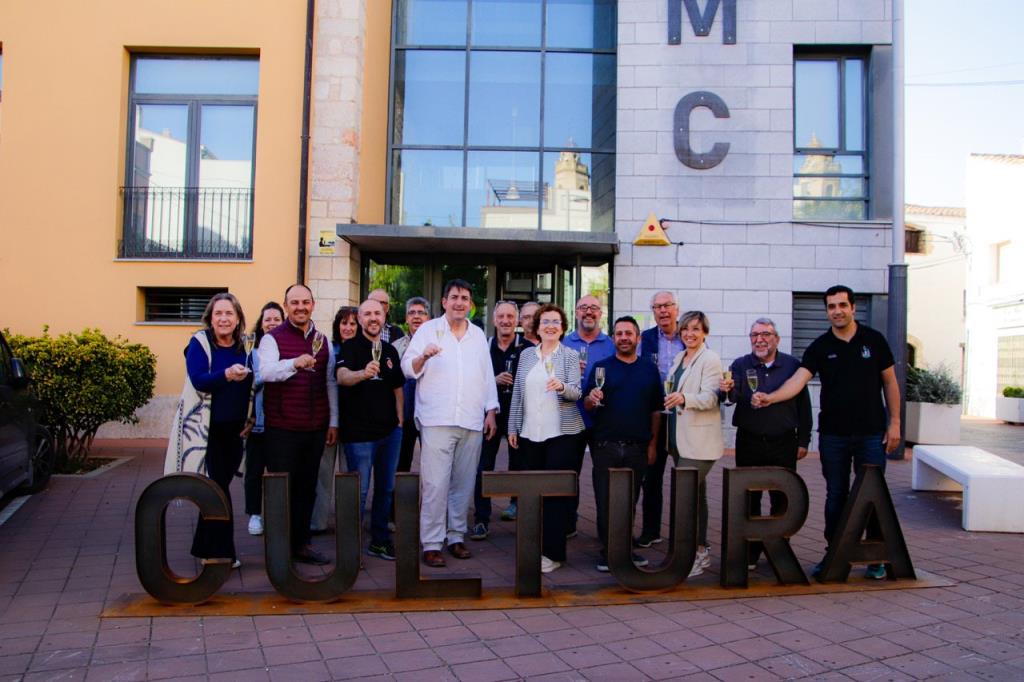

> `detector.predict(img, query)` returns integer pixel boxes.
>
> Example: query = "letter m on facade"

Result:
[668,0,736,45]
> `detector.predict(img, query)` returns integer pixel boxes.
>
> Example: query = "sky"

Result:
[905,0,1024,208]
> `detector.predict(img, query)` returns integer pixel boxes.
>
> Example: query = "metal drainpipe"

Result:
[887,0,908,460]
[296,0,315,283]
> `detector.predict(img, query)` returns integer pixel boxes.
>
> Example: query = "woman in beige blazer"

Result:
[664,310,723,578]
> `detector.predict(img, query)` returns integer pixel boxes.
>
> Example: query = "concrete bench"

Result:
[912,445,1024,532]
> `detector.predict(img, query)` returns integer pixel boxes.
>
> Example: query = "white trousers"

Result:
[418,425,483,551]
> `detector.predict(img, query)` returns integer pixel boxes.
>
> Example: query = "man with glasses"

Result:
[470,301,532,538]
[721,318,811,570]
[635,291,685,548]
[562,294,615,537]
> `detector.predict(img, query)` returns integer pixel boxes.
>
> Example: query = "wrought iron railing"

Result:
[120,186,253,259]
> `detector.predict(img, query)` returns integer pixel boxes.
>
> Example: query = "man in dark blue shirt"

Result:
[722,317,811,569]
[583,316,664,572]
[753,285,901,580]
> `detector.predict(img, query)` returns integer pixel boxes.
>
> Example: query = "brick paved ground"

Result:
[1,423,1023,681]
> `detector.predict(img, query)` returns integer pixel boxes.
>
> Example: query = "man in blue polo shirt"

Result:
[562,294,615,537]
[583,316,664,572]
[753,285,901,580]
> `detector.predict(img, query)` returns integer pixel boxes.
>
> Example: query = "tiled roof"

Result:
[905,204,966,218]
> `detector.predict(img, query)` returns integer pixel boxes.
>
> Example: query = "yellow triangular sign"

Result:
[634,212,671,246]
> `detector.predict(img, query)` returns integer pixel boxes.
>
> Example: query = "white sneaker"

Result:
[697,547,711,569]
[248,515,263,536]
[232,559,242,569]
[540,555,562,574]
[688,560,704,578]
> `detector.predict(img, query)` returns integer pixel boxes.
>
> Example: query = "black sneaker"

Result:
[632,553,649,568]
[367,541,396,561]
[633,534,662,548]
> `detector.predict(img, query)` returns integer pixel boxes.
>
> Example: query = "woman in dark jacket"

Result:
[186,292,253,566]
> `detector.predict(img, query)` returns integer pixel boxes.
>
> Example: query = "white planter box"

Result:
[996,396,1024,424]
[905,401,961,445]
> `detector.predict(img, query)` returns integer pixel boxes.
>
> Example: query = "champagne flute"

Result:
[593,366,606,407]
[308,332,324,372]
[544,355,555,390]
[504,358,514,394]
[663,376,674,414]
[243,333,256,369]
[746,368,759,392]
[578,344,588,367]
[370,340,383,380]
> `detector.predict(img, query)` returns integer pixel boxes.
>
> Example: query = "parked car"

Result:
[0,330,54,496]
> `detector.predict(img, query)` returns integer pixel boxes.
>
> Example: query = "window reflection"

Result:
[544,53,616,151]
[794,61,839,149]
[844,59,865,152]
[135,58,259,96]
[468,52,540,146]
[396,0,467,45]
[472,0,542,47]
[467,151,540,228]
[391,150,464,226]
[134,104,188,188]
[541,151,613,232]
[393,51,466,145]
[546,0,616,49]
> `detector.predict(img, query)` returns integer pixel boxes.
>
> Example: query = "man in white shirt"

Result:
[401,279,499,567]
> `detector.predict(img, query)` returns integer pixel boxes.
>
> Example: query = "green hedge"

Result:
[1003,386,1024,398]
[7,328,156,471]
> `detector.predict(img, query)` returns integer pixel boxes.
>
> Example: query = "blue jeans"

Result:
[818,433,886,545]
[344,427,402,545]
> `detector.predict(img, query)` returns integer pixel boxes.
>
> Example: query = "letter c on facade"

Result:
[674,91,730,170]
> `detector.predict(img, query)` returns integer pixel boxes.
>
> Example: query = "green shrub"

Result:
[1003,386,1024,398]
[6,328,156,471]
[906,364,962,405]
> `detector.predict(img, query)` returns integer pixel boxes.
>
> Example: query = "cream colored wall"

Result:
[356,0,392,226]
[0,1,306,397]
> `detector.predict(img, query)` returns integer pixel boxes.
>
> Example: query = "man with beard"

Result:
[336,299,405,560]
[257,284,339,565]
[519,301,540,346]
[470,301,531,538]
[753,285,901,579]
[562,294,615,536]
[368,288,406,345]
[635,291,685,548]
[583,316,663,572]
[721,317,811,570]
[402,279,498,567]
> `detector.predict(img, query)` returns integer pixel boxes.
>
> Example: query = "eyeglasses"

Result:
[651,302,676,311]
[576,304,601,313]
[749,332,776,339]
[407,309,428,316]
[538,319,562,327]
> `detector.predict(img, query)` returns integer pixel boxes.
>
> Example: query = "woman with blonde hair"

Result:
[663,310,723,577]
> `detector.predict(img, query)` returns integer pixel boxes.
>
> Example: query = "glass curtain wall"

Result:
[389,0,616,232]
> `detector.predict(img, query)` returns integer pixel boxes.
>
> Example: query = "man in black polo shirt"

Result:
[722,317,811,569]
[753,285,901,579]
[469,300,532,540]
[336,299,406,561]
[583,316,663,572]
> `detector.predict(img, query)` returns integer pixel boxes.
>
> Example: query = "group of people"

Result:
[170,279,901,580]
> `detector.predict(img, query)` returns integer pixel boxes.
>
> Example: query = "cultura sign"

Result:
[134,466,915,605]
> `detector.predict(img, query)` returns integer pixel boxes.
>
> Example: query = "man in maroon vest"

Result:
[256,284,339,565]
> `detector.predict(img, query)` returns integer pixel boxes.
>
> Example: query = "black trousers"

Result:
[264,426,326,552]
[734,428,799,562]
[569,428,594,533]
[591,440,647,555]
[519,433,580,562]
[243,431,267,516]
[390,419,420,522]
[473,428,506,524]
[191,420,245,560]
[638,419,669,539]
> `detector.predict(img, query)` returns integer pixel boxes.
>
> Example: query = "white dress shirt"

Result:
[520,348,561,442]
[256,324,339,428]
[401,316,499,431]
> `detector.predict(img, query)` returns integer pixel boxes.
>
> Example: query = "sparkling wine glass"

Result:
[593,366,606,407]
[663,377,674,414]
[243,333,256,369]
[746,368,759,393]
[504,358,514,394]
[370,340,383,380]
[308,333,324,372]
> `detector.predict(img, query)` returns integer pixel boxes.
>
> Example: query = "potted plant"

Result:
[905,365,962,445]
[996,386,1024,424]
